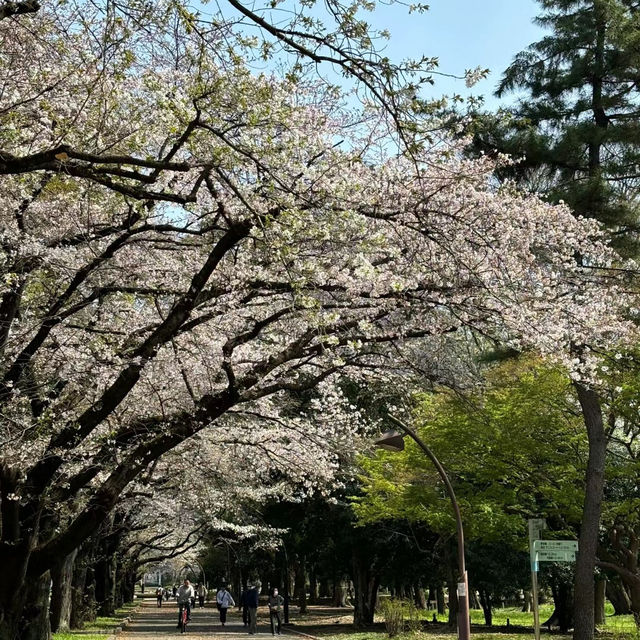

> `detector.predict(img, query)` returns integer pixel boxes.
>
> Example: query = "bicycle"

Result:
[179,602,189,634]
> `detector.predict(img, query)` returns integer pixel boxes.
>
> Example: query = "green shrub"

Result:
[379,599,420,637]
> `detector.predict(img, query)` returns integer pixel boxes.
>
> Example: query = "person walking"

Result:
[268,587,284,636]
[246,583,259,635]
[239,586,250,627]
[156,587,164,607]
[197,583,208,608]
[216,584,235,626]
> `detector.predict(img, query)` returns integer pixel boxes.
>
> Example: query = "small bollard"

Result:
[506,618,510,628]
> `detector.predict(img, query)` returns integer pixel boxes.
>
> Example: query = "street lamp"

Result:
[375,415,471,640]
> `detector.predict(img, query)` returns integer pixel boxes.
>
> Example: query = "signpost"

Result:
[528,519,546,640]
[528,519,578,640]
[533,540,578,563]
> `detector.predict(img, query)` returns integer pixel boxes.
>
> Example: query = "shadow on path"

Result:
[119,601,285,639]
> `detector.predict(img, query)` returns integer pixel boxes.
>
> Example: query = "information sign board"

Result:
[533,540,578,552]
[532,540,578,564]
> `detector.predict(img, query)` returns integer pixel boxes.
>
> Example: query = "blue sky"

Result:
[206,0,545,108]
[369,0,543,107]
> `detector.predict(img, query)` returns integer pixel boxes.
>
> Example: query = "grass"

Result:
[319,633,573,640]
[299,602,639,640]
[52,601,138,640]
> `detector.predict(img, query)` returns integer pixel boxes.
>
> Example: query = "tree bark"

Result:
[21,571,51,640]
[478,588,492,626]
[413,582,427,609]
[573,384,607,640]
[445,545,458,627]
[50,549,78,632]
[334,579,347,607]
[319,577,329,599]
[352,553,379,627]
[544,575,574,632]
[627,578,640,628]
[309,566,318,605]
[594,578,606,626]
[294,560,307,614]
[606,579,631,615]
[436,585,445,615]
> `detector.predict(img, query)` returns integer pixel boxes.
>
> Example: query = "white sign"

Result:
[536,550,577,562]
[457,582,467,597]
[532,539,578,563]
[528,519,547,541]
[533,540,578,552]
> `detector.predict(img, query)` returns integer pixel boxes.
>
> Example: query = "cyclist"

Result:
[177,579,195,629]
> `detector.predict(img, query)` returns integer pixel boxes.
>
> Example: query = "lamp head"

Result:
[374,429,406,452]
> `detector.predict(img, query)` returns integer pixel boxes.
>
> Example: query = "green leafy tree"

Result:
[468,4,640,637]
[355,357,588,626]
[475,0,640,254]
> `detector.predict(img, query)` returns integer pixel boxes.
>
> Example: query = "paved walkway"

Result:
[119,600,293,639]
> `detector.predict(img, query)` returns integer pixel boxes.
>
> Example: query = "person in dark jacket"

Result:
[240,587,250,627]
[268,587,284,636]
[246,584,259,635]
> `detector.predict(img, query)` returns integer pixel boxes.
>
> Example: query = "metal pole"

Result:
[531,563,541,640]
[389,415,471,640]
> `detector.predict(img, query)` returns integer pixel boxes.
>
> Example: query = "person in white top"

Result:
[176,580,195,628]
[216,585,235,626]
[197,583,208,608]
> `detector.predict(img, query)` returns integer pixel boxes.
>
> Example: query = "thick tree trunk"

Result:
[607,579,631,615]
[446,578,458,626]
[469,588,481,610]
[413,582,427,609]
[294,560,307,614]
[352,554,379,627]
[445,546,458,627]
[594,578,606,626]
[436,585,445,615]
[0,464,36,640]
[334,579,347,607]
[308,566,318,605]
[573,384,607,640]
[0,544,31,640]
[50,548,78,632]
[70,539,99,629]
[478,588,492,626]
[22,571,52,640]
[95,541,118,617]
[70,556,88,629]
[544,576,574,632]
[627,578,640,628]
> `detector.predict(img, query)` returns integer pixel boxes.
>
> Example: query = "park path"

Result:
[118,599,292,640]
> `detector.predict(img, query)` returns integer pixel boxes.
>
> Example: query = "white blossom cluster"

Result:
[0,0,636,558]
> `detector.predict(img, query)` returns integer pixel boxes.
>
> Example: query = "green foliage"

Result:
[379,598,419,636]
[473,0,640,254]
[355,357,586,547]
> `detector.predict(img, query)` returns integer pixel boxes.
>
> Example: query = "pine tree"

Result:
[476,0,640,254]
[471,4,640,640]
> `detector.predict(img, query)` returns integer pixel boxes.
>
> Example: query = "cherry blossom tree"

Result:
[0,1,637,639]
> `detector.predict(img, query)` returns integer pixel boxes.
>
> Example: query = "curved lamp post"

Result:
[375,414,471,640]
